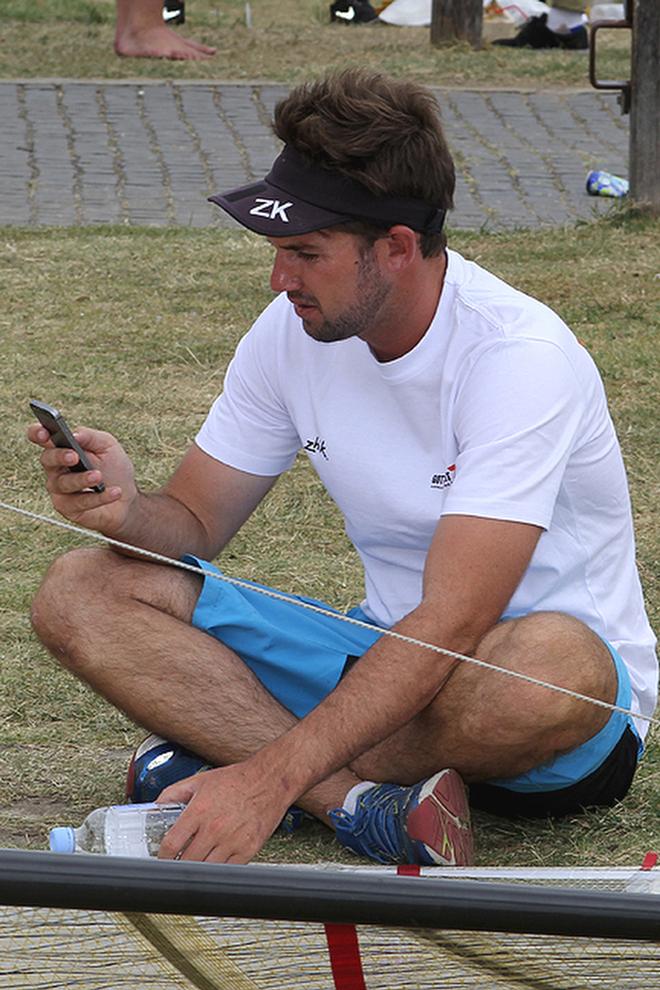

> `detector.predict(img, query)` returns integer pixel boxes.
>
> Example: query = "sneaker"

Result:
[329,769,473,866]
[126,734,212,803]
[330,0,378,23]
[126,733,308,833]
[493,13,561,48]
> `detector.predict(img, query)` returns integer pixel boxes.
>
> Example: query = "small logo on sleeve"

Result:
[430,464,456,489]
[304,436,329,460]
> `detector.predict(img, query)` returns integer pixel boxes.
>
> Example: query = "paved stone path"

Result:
[0,80,629,230]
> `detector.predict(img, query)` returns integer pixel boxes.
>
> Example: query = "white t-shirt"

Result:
[196,249,657,739]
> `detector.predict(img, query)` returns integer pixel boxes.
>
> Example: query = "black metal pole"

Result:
[1,850,659,941]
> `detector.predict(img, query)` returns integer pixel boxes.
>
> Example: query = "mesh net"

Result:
[2,867,659,990]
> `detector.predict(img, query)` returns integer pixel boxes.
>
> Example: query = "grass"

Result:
[1,0,632,87]
[0,214,658,865]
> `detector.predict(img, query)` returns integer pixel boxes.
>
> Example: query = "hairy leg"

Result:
[31,550,620,816]
[114,0,216,60]
[351,611,618,784]
[30,548,357,820]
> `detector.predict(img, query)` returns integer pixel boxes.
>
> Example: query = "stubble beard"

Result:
[301,251,392,344]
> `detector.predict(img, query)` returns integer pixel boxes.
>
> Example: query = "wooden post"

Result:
[430,0,483,48]
[629,0,660,211]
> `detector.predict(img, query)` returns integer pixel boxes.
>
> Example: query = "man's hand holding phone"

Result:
[28,400,137,535]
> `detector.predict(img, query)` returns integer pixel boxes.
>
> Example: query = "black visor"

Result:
[209,145,446,237]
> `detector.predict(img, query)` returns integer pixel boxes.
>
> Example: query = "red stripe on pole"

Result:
[397,864,421,877]
[324,923,367,990]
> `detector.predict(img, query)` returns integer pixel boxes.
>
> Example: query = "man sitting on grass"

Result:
[29,69,657,867]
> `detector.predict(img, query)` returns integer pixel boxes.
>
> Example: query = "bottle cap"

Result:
[49,827,75,853]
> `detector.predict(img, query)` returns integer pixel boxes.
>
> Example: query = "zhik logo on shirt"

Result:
[304,436,328,460]
[430,465,456,489]
[248,198,293,222]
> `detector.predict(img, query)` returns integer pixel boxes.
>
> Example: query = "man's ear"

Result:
[377,225,420,273]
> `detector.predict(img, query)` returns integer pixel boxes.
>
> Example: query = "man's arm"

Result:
[159,512,542,862]
[252,513,542,792]
[120,443,278,560]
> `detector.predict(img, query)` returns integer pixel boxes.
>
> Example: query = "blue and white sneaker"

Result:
[329,769,473,866]
[126,734,308,834]
[126,734,212,803]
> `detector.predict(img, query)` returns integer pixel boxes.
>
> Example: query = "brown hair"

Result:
[273,69,455,256]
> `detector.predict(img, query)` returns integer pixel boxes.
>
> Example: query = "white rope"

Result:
[0,498,657,728]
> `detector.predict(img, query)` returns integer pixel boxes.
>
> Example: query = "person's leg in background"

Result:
[115,0,217,60]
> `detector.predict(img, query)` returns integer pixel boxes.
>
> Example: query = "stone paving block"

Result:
[21,86,77,224]
[215,86,280,176]
[102,85,170,224]
[141,86,210,226]
[0,89,32,224]
[257,84,289,122]
[177,85,249,192]
[58,84,122,225]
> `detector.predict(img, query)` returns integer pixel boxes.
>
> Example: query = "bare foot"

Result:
[114,24,216,60]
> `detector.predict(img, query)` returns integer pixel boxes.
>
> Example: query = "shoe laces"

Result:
[330,781,419,864]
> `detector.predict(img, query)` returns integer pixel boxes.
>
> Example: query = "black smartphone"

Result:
[29,399,105,494]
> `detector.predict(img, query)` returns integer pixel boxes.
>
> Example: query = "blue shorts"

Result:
[187,556,641,796]
[186,556,381,720]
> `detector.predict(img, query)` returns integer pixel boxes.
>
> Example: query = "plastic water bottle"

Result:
[49,802,185,857]
[586,170,629,198]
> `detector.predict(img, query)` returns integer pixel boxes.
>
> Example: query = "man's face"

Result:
[268,229,392,344]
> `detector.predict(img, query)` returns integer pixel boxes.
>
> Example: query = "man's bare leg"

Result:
[31,548,619,818]
[115,0,216,60]
[351,611,618,785]
[30,548,357,822]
